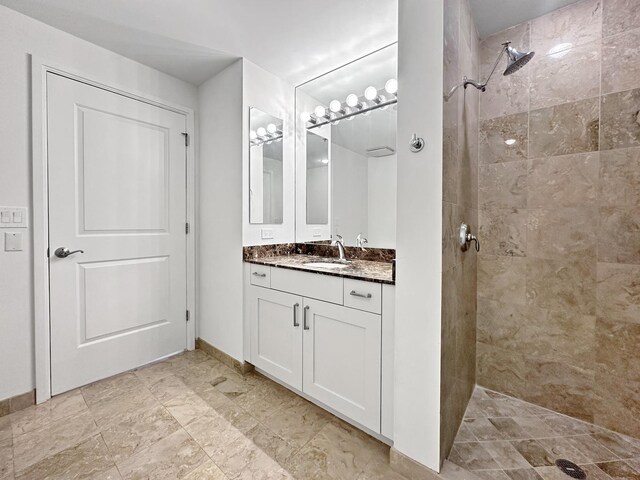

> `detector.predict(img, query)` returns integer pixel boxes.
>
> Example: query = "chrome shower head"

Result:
[504,45,535,76]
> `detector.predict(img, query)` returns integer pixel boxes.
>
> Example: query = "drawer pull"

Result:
[303,306,310,330]
[252,272,267,278]
[293,303,300,327]
[350,290,372,299]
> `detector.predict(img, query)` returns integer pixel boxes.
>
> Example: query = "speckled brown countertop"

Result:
[245,254,395,285]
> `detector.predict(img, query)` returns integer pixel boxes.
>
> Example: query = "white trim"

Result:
[31,56,197,403]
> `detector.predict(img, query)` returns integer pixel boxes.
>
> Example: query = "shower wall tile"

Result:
[526,257,596,315]
[530,0,602,53]
[592,371,640,439]
[477,298,596,370]
[479,72,530,121]
[527,152,599,208]
[602,0,640,37]
[529,98,600,158]
[444,127,460,204]
[600,88,640,151]
[599,147,640,207]
[477,343,529,399]
[443,202,463,270]
[602,29,640,94]
[529,41,600,110]
[479,113,528,165]
[596,262,640,324]
[526,207,598,260]
[595,318,640,380]
[523,360,595,423]
[479,208,527,256]
[597,206,640,264]
[475,0,640,442]
[477,255,527,305]
[479,161,527,208]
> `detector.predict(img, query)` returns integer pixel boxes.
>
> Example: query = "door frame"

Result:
[31,57,197,403]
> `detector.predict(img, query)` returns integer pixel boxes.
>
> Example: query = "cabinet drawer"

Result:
[343,278,382,314]
[250,264,271,287]
[270,268,343,304]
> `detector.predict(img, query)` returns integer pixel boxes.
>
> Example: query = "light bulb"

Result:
[329,100,342,113]
[314,105,326,118]
[385,78,398,95]
[300,111,311,122]
[249,130,257,140]
[364,86,378,101]
[346,94,359,108]
[257,127,266,137]
[267,123,277,134]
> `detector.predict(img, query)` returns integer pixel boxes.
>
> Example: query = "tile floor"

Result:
[448,387,640,480]
[0,349,406,480]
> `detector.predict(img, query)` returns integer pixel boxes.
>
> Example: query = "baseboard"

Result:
[195,338,255,375]
[0,389,36,417]
[390,448,440,480]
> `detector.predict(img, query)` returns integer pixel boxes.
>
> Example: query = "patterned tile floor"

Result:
[448,387,640,480]
[0,349,406,479]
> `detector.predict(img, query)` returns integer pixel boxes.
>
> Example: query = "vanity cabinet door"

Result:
[249,286,303,390]
[302,298,381,433]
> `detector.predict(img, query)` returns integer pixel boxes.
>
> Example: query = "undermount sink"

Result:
[303,262,349,270]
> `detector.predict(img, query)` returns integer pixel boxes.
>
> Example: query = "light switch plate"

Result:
[0,207,27,228]
[4,232,23,251]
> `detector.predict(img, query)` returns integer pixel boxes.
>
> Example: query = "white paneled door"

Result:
[47,73,188,395]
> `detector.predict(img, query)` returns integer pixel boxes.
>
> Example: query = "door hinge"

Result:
[182,132,189,147]
[185,222,190,234]
[46,247,50,258]
[186,310,190,322]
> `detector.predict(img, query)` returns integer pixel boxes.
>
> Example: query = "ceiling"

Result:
[0,0,398,86]
[469,0,582,38]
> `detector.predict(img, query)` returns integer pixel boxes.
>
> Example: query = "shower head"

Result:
[444,41,536,101]
[504,45,535,76]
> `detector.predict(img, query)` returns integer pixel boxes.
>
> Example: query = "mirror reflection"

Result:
[296,44,397,248]
[306,132,329,225]
[249,108,284,224]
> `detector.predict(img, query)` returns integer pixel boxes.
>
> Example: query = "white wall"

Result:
[394,0,444,472]
[368,155,397,248]
[332,144,368,246]
[198,60,245,361]
[0,5,197,402]
[242,59,295,246]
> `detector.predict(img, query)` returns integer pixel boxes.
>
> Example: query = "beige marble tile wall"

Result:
[441,0,480,462]
[476,0,640,440]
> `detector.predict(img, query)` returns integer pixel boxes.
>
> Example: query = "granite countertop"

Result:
[245,254,394,285]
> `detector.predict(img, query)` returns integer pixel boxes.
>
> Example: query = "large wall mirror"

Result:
[249,108,284,224]
[295,44,397,248]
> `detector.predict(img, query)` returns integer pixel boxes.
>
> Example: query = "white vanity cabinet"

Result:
[302,298,381,431]
[245,264,394,438]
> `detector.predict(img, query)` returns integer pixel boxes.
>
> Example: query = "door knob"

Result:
[54,247,84,258]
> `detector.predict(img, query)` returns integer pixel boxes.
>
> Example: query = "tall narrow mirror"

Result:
[296,44,397,248]
[306,132,329,225]
[249,108,284,224]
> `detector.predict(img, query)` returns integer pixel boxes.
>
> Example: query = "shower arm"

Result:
[443,42,509,102]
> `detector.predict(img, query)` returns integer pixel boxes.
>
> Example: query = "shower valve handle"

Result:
[459,223,480,253]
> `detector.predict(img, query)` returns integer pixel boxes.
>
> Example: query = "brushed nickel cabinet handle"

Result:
[293,303,300,327]
[303,306,310,330]
[252,272,267,278]
[350,290,372,299]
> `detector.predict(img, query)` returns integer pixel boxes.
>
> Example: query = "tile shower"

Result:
[443,0,640,469]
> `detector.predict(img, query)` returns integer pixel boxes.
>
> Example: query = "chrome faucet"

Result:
[356,233,368,251]
[332,235,350,263]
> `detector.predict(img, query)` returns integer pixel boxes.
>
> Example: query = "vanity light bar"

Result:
[301,78,398,130]
[250,123,284,146]
[306,97,397,130]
